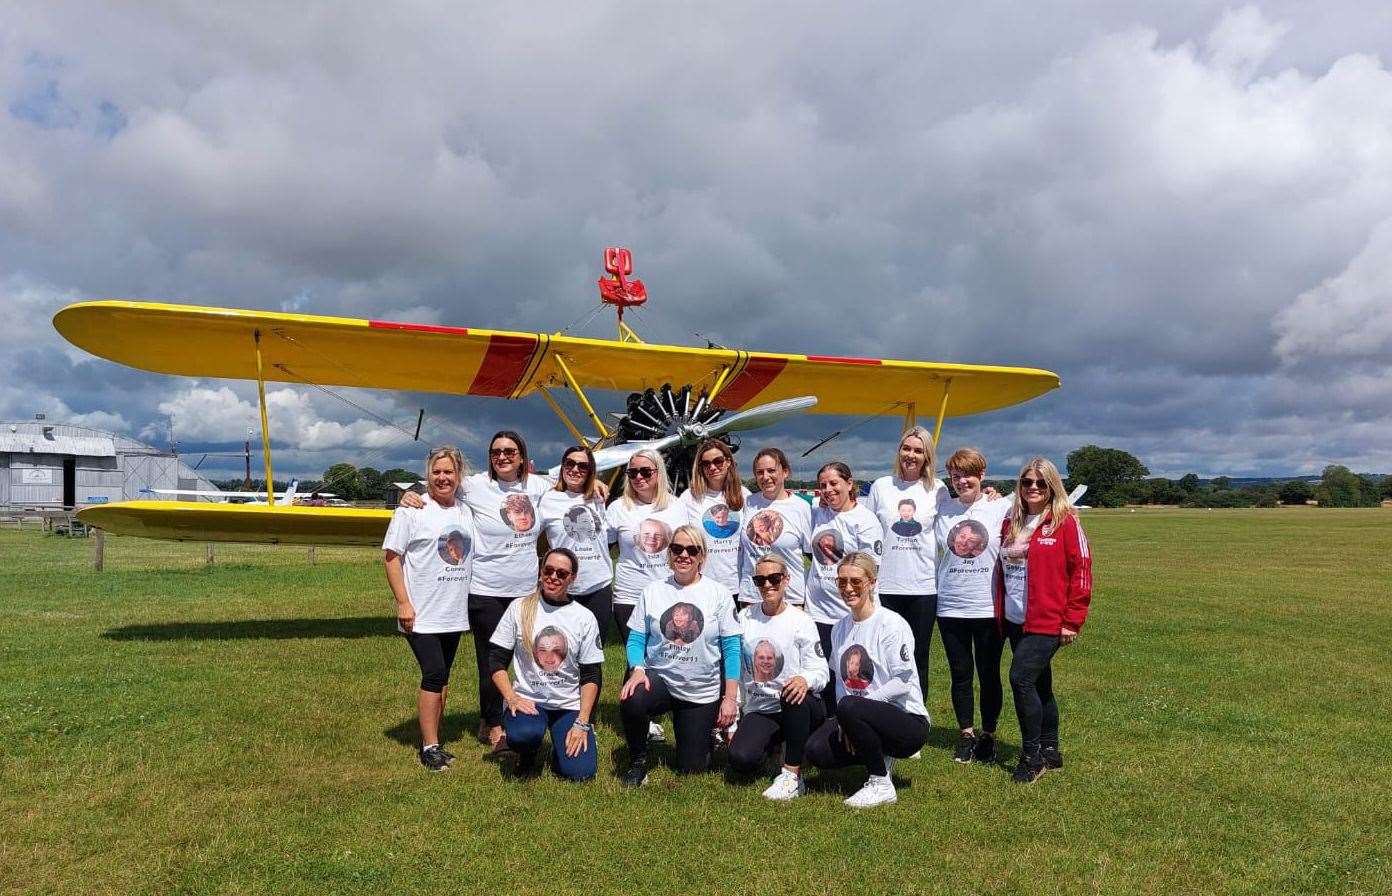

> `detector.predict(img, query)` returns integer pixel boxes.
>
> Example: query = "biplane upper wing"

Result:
[78,501,391,545]
[54,301,1058,416]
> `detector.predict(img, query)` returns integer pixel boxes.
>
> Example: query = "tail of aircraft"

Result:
[276,479,299,506]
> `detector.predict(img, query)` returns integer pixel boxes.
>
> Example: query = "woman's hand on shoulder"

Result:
[399,490,425,509]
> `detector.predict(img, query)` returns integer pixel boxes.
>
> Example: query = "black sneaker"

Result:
[419,745,450,772]
[1041,745,1063,769]
[438,745,457,762]
[621,758,649,788]
[953,731,977,763]
[1011,750,1047,784]
[973,732,997,764]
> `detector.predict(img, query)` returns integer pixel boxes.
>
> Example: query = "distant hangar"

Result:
[1,420,219,510]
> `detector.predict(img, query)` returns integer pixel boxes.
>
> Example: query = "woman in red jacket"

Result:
[995,458,1092,783]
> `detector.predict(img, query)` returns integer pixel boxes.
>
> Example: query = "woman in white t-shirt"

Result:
[487,548,606,781]
[728,554,828,801]
[866,425,947,697]
[461,430,552,751]
[933,446,1012,766]
[738,447,813,607]
[606,449,687,634]
[538,445,614,643]
[383,445,475,772]
[805,461,883,714]
[805,552,929,808]
[617,525,740,786]
[678,438,749,603]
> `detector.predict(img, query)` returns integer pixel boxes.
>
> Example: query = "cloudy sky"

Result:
[5,2,1392,481]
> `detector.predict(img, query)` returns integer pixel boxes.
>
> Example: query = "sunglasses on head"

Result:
[490,447,519,458]
[1019,477,1050,489]
[561,458,592,472]
[668,543,702,558]
[626,466,656,480]
[541,564,574,580]
[751,573,785,587]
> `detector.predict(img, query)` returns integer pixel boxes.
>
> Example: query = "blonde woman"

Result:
[618,525,740,785]
[488,548,605,780]
[994,458,1093,783]
[806,552,928,808]
[383,446,475,772]
[865,426,948,694]
[606,449,687,633]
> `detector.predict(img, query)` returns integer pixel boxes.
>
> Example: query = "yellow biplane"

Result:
[56,252,1058,545]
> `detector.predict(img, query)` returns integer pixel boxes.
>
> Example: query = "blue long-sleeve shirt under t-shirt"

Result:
[627,629,741,681]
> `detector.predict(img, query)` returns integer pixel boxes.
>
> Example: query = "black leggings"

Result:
[728,698,826,773]
[619,674,721,773]
[1007,623,1062,754]
[879,593,936,694]
[469,593,519,727]
[404,630,462,693]
[815,622,837,718]
[573,584,614,646]
[938,616,1005,732]
[806,696,929,777]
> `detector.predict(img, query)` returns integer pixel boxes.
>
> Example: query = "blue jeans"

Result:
[503,706,597,781]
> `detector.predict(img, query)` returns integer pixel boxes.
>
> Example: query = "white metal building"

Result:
[1,421,220,510]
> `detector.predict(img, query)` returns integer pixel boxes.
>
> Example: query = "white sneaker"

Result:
[844,774,897,808]
[647,721,666,743]
[761,768,805,801]
[906,750,922,760]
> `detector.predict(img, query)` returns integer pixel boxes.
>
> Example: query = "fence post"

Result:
[94,528,105,572]
[206,543,215,566]
[308,545,317,565]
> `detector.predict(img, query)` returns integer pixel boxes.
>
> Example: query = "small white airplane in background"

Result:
[1069,484,1089,508]
[141,479,332,506]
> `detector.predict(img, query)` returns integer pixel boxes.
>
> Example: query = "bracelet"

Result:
[572,721,593,732]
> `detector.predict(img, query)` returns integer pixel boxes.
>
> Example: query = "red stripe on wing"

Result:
[715,356,787,409]
[468,335,540,397]
[369,320,472,336]
[805,354,882,366]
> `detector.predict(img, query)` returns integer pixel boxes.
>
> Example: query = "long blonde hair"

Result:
[1006,458,1074,541]
[689,439,745,511]
[895,425,939,489]
[621,448,673,511]
[517,549,580,647]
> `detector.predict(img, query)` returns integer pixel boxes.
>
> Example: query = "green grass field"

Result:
[3,508,1390,895]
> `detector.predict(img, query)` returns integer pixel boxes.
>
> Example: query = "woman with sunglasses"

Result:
[618,525,740,785]
[678,439,749,604]
[728,555,828,800]
[383,445,475,771]
[738,448,813,608]
[805,461,883,715]
[995,458,1092,783]
[487,549,605,780]
[538,445,615,643]
[606,449,688,633]
[806,552,928,808]
[933,447,1012,765]
[866,426,947,696]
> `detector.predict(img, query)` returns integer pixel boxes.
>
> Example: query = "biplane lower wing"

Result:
[78,502,391,546]
[53,301,1059,416]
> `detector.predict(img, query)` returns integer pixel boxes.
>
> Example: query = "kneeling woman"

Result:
[729,555,828,801]
[619,525,740,785]
[807,552,929,808]
[488,549,605,780]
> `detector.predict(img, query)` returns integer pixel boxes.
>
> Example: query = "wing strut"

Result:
[553,355,611,440]
[931,379,953,448]
[253,329,276,504]
[537,386,592,448]
[903,402,917,432]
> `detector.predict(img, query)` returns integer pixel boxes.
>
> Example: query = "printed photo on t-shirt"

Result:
[746,509,783,547]
[563,504,600,539]
[436,527,472,565]
[891,498,922,537]
[813,528,844,564]
[946,519,990,558]
[702,504,739,539]
[746,639,785,682]
[532,625,568,672]
[634,518,672,555]
[659,602,704,645]
[839,644,876,693]
[499,494,537,532]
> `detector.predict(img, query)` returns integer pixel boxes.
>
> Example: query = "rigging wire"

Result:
[800,401,905,458]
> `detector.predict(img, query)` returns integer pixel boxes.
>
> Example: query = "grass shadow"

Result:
[103,616,394,641]
[384,709,483,752]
